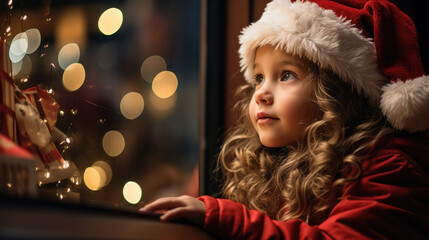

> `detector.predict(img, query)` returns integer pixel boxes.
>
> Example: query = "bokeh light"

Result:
[62,63,86,91]
[12,59,23,77]
[9,32,28,63]
[120,92,145,120]
[92,166,107,188]
[150,90,177,112]
[56,8,87,50]
[84,167,103,191]
[58,43,80,70]
[102,130,125,157]
[13,55,32,79]
[93,161,112,187]
[152,71,178,99]
[140,55,167,82]
[24,28,41,54]
[98,8,123,36]
[123,181,142,204]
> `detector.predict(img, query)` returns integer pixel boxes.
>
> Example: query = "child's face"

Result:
[249,45,316,147]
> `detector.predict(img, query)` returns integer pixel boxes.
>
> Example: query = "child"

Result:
[140,0,429,239]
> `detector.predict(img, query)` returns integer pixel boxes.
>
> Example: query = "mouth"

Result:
[256,112,279,124]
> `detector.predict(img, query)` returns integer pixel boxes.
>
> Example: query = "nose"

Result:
[254,82,273,105]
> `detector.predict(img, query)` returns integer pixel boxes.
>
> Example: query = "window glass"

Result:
[0,0,200,210]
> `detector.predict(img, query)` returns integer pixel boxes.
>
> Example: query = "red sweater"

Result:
[198,133,429,239]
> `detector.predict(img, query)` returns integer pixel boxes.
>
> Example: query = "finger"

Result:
[160,207,191,222]
[140,197,185,212]
[161,207,205,227]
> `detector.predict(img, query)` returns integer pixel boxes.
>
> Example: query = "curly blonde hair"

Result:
[218,65,392,224]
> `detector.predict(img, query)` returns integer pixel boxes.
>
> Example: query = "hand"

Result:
[139,195,206,227]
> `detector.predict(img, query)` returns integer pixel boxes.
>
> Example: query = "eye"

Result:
[280,71,297,82]
[254,74,264,85]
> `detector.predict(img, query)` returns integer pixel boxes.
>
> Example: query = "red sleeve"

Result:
[197,151,429,240]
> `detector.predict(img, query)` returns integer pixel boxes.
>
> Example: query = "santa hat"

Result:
[239,0,429,132]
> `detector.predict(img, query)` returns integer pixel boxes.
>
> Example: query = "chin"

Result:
[260,138,285,148]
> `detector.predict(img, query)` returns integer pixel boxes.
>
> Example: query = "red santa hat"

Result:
[239,0,429,132]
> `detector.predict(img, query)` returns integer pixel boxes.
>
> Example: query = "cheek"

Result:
[248,96,257,124]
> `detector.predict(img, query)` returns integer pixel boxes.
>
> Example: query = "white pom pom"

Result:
[381,75,429,132]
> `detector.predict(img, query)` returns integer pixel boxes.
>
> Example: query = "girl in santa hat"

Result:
[141,0,429,239]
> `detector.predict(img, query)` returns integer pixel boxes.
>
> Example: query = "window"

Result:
[1,0,200,210]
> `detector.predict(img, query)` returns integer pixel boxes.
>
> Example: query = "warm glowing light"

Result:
[98,8,123,35]
[62,63,85,91]
[123,181,142,204]
[102,130,125,157]
[84,167,102,191]
[152,71,178,99]
[24,28,41,54]
[150,91,177,112]
[55,8,87,50]
[93,166,107,188]
[120,92,144,120]
[140,55,167,82]
[9,32,28,63]
[93,161,112,187]
[58,43,80,70]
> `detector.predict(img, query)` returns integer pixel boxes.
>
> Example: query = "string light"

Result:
[70,109,78,115]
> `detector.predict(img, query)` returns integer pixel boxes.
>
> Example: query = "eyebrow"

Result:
[253,60,306,70]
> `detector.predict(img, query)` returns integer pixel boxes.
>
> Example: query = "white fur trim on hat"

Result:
[381,76,429,132]
[239,0,387,105]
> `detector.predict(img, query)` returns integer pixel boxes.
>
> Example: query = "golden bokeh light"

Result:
[120,92,145,120]
[140,55,167,82]
[92,166,107,188]
[62,63,86,92]
[150,90,177,112]
[123,181,142,204]
[98,8,123,36]
[102,130,125,157]
[84,167,102,191]
[58,43,80,70]
[25,28,41,54]
[93,161,112,187]
[152,71,178,99]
